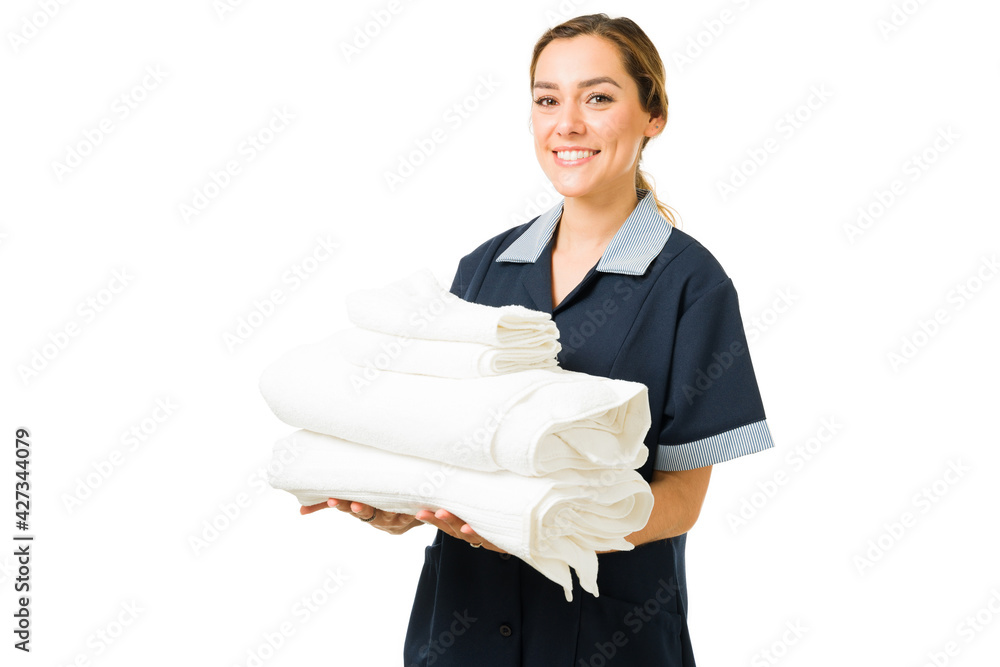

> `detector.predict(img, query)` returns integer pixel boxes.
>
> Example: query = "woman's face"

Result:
[531,34,661,199]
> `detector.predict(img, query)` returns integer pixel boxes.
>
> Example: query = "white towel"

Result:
[345,268,559,348]
[332,326,561,378]
[259,335,651,476]
[269,429,654,601]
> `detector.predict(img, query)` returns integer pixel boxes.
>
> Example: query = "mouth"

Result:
[553,149,600,166]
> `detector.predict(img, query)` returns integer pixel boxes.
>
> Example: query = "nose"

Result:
[555,101,585,136]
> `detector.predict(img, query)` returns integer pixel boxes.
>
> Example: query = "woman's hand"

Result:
[414,508,507,554]
[299,499,507,553]
[300,498,422,536]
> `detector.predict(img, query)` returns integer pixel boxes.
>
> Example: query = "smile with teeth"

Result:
[555,149,600,162]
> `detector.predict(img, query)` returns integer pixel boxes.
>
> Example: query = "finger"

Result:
[457,523,505,553]
[433,509,468,536]
[415,511,444,529]
[327,499,372,521]
[458,524,489,548]
[350,502,377,520]
[434,510,485,544]
[300,501,330,515]
[416,510,455,535]
[326,498,358,514]
[420,511,502,551]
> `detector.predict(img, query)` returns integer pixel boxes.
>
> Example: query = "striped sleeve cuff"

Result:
[654,419,775,471]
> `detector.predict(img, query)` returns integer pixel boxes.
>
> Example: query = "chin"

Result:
[549,180,597,199]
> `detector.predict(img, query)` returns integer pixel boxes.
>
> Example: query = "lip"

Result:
[553,148,600,167]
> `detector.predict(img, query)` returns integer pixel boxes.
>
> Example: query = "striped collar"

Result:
[495,188,673,276]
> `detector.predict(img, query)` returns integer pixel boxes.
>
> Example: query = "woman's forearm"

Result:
[625,465,713,546]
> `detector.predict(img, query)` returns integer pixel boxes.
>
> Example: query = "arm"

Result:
[620,465,712,547]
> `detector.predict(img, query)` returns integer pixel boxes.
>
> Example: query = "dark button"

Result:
[499,624,512,637]
[499,553,511,560]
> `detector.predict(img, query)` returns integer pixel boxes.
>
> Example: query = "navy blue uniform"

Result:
[403,189,774,666]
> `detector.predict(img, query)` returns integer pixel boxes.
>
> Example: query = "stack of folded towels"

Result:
[259,267,654,601]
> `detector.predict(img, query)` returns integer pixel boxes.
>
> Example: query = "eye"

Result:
[532,92,615,107]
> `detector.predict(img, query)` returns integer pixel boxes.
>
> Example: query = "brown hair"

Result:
[529,13,680,227]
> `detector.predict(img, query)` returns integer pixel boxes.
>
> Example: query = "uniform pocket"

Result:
[591,543,684,612]
[573,592,686,666]
[572,541,689,665]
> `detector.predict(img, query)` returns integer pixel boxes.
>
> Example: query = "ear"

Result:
[645,113,665,138]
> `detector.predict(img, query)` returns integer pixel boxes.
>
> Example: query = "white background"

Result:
[2,1,999,665]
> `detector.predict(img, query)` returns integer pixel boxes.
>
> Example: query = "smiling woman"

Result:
[302,12,774,666]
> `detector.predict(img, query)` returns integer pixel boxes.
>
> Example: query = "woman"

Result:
[302,13,774,665]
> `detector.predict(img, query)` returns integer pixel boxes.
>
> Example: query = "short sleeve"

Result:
[654,278,774,471]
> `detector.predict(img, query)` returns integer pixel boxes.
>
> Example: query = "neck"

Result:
[555,185,641,254]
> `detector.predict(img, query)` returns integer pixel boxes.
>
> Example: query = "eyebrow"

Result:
[533,76,622,90]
